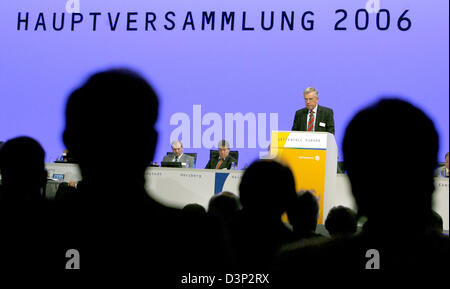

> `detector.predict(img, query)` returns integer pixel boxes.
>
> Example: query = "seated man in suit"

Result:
[57,149,75,163]
[162,140,194,168]
[205,140,237,170]
[434,152,449,178]
[292,87,335,134]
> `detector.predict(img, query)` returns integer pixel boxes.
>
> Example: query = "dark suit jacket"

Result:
[205,156,237,170]
[291,105,335,134]
[434,166,449,178]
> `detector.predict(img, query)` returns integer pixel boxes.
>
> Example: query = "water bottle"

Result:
[186,159,190,168]
[231,162,235,170]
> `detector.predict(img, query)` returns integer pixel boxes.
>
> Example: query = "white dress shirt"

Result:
[173,153,183,162]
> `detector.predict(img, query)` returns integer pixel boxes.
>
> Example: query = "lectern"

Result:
[271,131,337,224]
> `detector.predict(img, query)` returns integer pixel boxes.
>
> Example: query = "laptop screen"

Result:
[161,161,182,168]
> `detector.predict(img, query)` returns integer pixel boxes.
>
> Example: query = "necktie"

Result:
[215,159,223,169]
[307,111,315,131]
[174,156,179,162]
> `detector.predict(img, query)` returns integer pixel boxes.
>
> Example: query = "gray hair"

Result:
[171,140,182,148]
[218,140,230,149]
[303,87,318,98]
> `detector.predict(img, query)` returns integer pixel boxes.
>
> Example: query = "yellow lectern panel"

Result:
[272,131,328,224]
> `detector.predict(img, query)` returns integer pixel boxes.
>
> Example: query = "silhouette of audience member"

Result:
[182,203,207,216]
[208,191,242,268]
[0,136,47,202]
[0,136,50,269]
[63,69,160,202]
[54,181,78,201]
[287,190,324,241]
[208,191,241,226]
[229,160,297,272]
[324,205,358,237]
[59,68,225,282]
[180,201,229,273]
[276,98,450,285]
[430,210,443,233]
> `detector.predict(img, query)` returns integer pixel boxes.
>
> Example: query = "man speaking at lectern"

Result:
[292,87,335,135]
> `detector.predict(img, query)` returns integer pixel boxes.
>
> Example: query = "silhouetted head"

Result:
[429,210,443,233]
[208,191,241,223]
[54,182,78,201]
[239,160,296,219]
[0,136,46,201]
[63,69,158,178]
[287,191,319,233]
[324,206,357,236]
[182,203,207,217]
[343,98,438,228]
